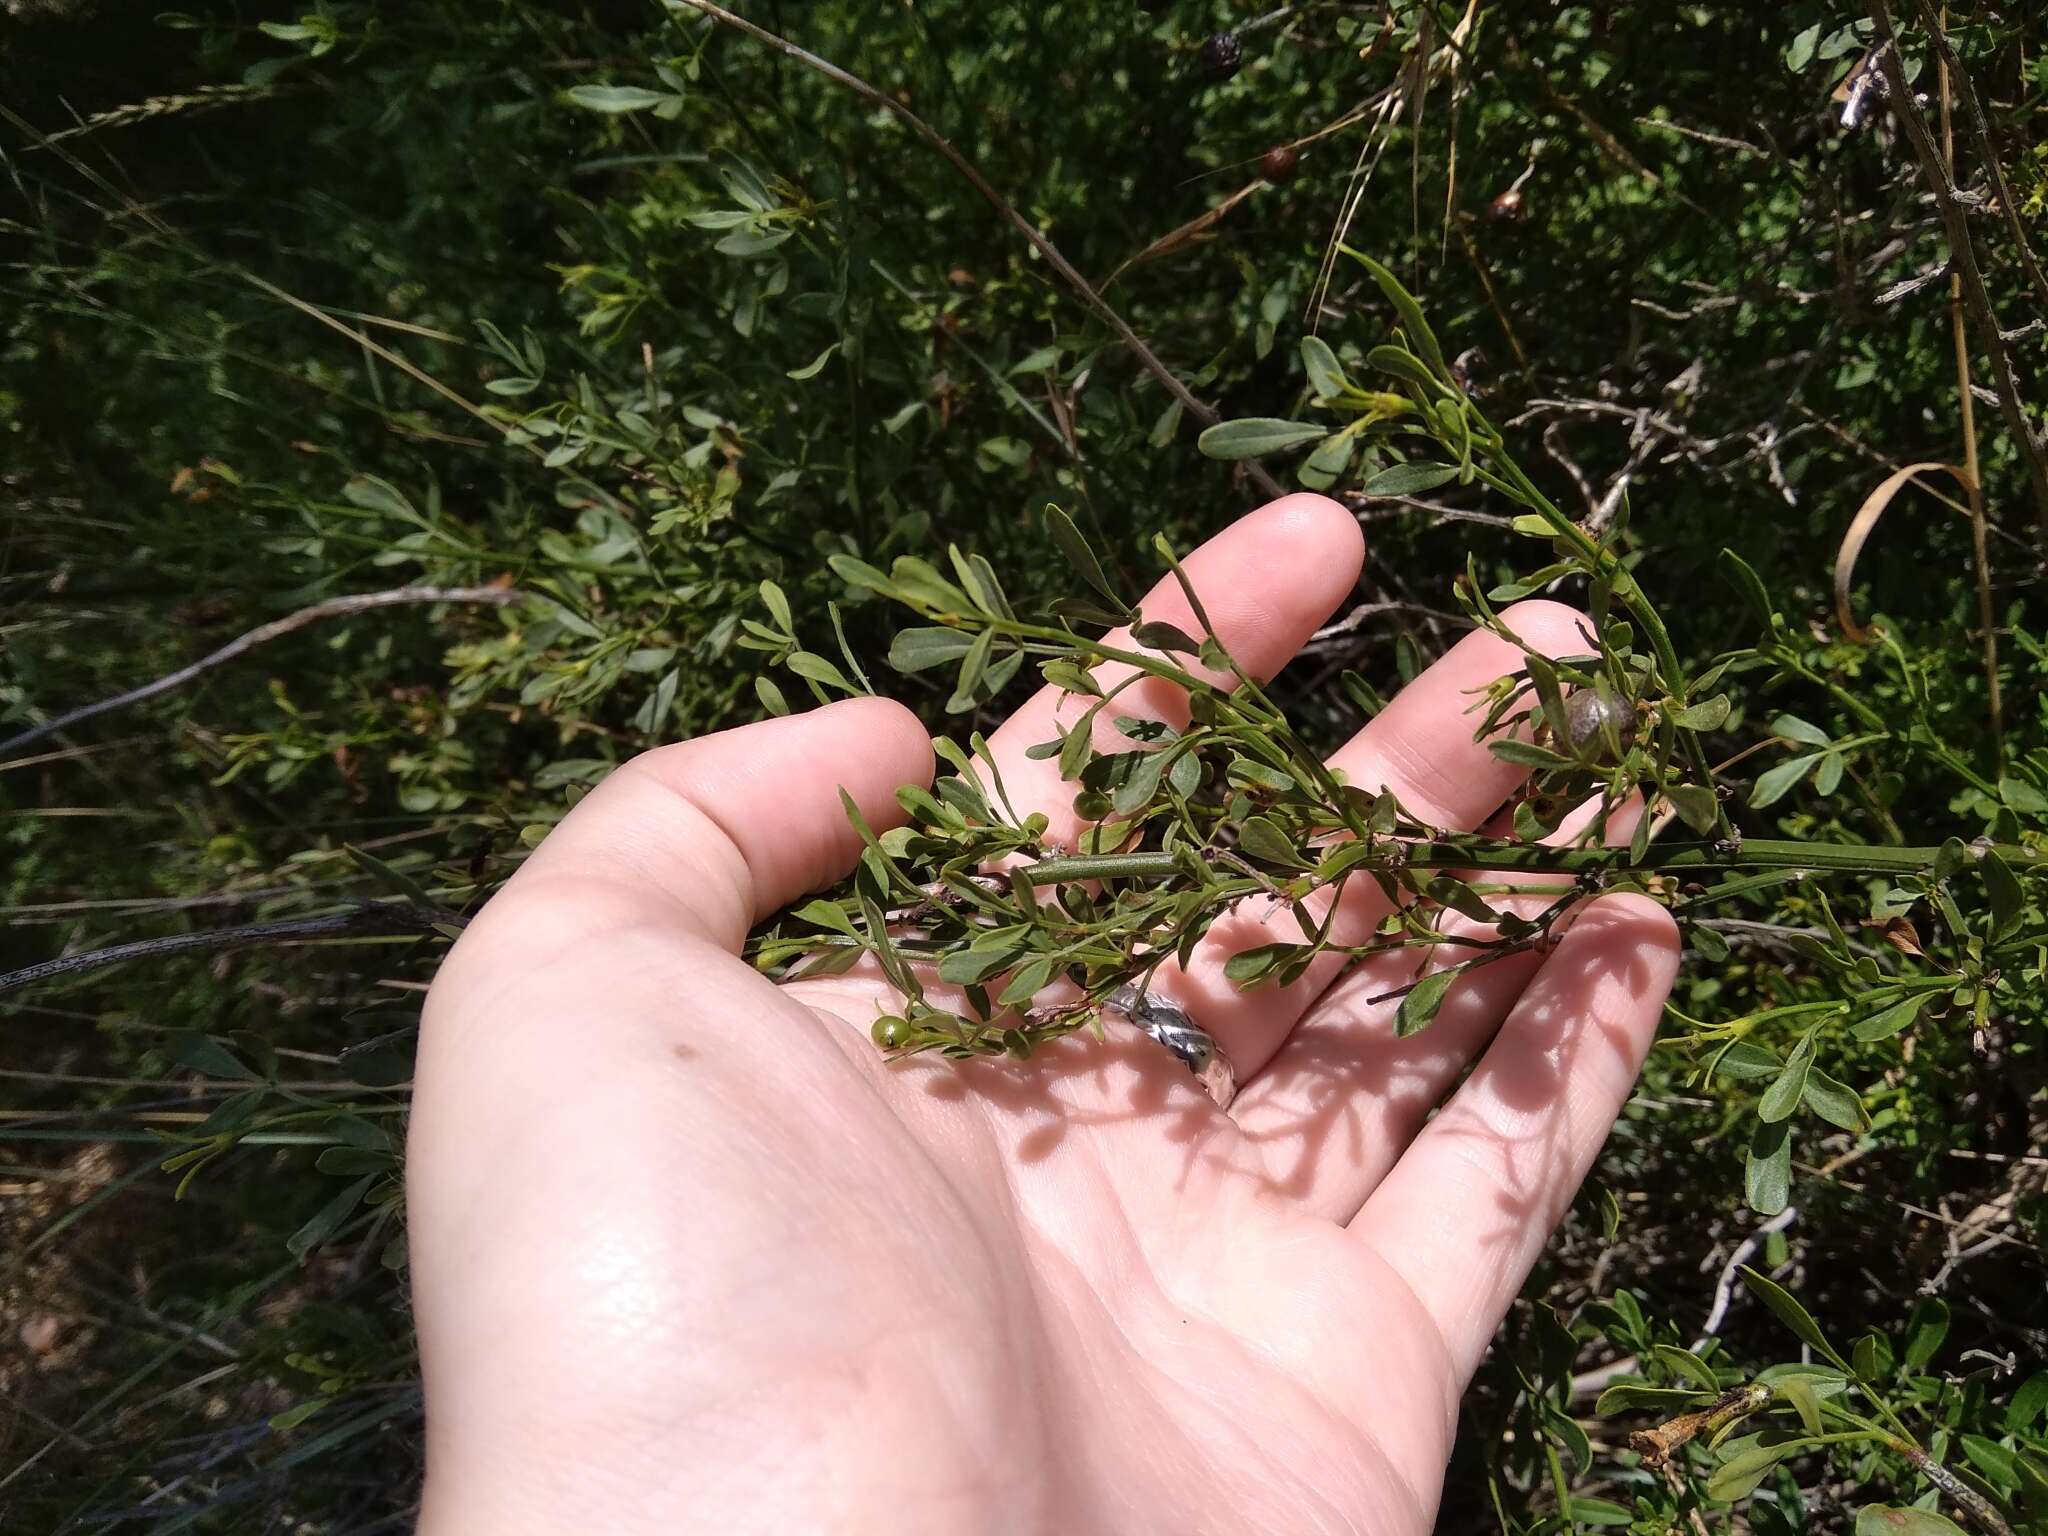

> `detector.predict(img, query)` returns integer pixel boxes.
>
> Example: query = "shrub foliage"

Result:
[3,2,2045,1530]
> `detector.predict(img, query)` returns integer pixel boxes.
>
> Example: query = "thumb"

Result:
[506,695,934,952]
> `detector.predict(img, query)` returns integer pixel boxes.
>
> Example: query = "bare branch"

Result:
[1907,0,2048,324]
[1,586,523,759]
[1869,16,2048,533]
[0,904,452,997]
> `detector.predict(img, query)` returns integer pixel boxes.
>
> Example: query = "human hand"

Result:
[408,494,1679,1535]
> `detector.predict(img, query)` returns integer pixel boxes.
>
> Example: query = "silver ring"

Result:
[1106,984,1237,1110]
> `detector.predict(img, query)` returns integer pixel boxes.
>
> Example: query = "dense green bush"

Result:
[3,2,2043,1530]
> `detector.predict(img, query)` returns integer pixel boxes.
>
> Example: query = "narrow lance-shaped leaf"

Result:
[1043,505,1127,611]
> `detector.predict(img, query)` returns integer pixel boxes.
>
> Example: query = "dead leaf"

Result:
[1834,461,1973,641]
[1103,180,1263,289]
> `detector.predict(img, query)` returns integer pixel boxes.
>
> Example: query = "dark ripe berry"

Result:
[1259,144,1299,184]
[1563,689,1636,754]
[1200,32,1244,80]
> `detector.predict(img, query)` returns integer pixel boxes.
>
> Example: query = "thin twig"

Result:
[0,586,523,758]
[1931,5,2003,768]
[1907,0,2048,323]
[671,0,1286,501]
[0,904,453,997]
[1869,17,2048,534]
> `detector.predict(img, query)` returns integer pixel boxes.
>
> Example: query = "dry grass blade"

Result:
[1103,179,1263,289]
[1833,461,1972,642]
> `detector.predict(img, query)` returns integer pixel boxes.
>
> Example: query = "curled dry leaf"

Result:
[1861,914,1925,956]
[1102,180,1263,289]
[1834,461,1973,642]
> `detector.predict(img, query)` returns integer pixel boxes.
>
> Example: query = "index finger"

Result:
[982,493,1365,849]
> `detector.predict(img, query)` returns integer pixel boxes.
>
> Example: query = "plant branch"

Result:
[668,0,1288,501]
[1024,836,2040,885]
[1929,3,2004,769]
[1,586,524,759]
[1869,14,2048,534]
[1907,0,2048,324]
[0,904,453,997]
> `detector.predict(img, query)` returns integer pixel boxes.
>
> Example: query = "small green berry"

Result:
[872,1016,910,1050]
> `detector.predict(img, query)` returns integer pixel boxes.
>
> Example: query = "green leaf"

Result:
[1769,716,1835,753]
[1365,344,1444,392]
[1238,815,1304,866]
[1109,748,1167,816]
[287,1174,376,1263]
[1960,1435,2018,1488]
[1902,1296,1949,1371]
[1932,836,1972,882]
[1667,783,1721,834]
[1802,1068,1868,1131]
[1596,1382,1712,1414]
[1778,1376,1824,1436]
[1486,738,1575,769]
[1396,968,1455,1037]
[335,1032,415,1088]
[1752,752,1821,808]
[889,626,976,672]
[167,1032,257,1081]
[1854,1508,1968,1536]
[2007,1371,2048,1432]
[1718,548,1778,628]
[945,629,995,713]
[1223,942,1308,985]
[565,84,673,113]
[1565,1497,1634,1527]
[1740,1266,1837,1358]
[936,944,1026,986]
[716,227,791,258]
[1361,461,1460,497]
[315,1146,396,1176]
[1998,774,2048,814]
[1853,993,1929,1042]
[1758,1036,1814,1123]
[790,899,857,936]
[1130,619,1203,654]
[786,341,841,380]
[341,474,420,523]
[1746,1119,1792,1214]
[1044,505,1126,610]
[269,1398,325,1432]
[1706,1441,1797,1501]
[1786,22,1821,70]
[1715,1041,1784,1081]
[1196,417,1328,459]
[757,579,794,634]
[997,955,1056,1008]
[1343,248,1450,380]
[1983,851,2024,938]
[1668,694,1733,731]
[786,650,855,694]
[1300,335,1350,398]
[1650,1343,1721,1392]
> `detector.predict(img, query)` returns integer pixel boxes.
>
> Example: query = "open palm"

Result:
[409,495,1678,1535]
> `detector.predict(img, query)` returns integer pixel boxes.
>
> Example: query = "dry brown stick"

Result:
[1869,14,2048,535]
[1,586,524,759]
[0,904,450,997]
[1908,0,2048,324]
[670,0,1286,502]
[1933,4,2004,769]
